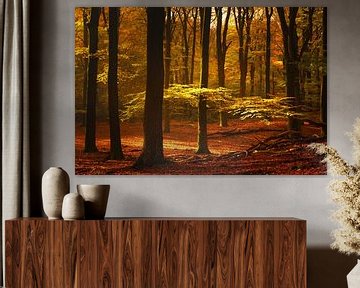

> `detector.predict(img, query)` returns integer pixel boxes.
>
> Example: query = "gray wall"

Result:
[29,0,360,286]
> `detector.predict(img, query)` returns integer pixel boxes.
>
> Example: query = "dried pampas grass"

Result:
[309,118,360,256]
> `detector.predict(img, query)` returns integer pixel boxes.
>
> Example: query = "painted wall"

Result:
[30,0,360,250]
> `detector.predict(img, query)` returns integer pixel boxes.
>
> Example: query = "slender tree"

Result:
[234,8,254,97]
[234,8,245,97]
[265,7,273,98]
[84,7,101,152]
[81,8,89,126]
[190,7,198,84]
[250,60,255,96]
[196,7,211,154]
[177,8,191,84]
[258,43,264,95]
[299,8,314,103]
[277,7,314,133]
[135,8,165,167]
[320,7,327,136]
[277,7,300,132]
[164,7,173,133]
[108,7,124,160]
[216,7,231,127]
[243,8,254,96]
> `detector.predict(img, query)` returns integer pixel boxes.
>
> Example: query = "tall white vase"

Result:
[42,167,70,219]
[347,260,360,288]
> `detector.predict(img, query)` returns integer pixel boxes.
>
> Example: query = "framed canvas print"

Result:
[75,7,327,175]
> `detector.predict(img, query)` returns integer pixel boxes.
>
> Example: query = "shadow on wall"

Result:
[308,248,357,288]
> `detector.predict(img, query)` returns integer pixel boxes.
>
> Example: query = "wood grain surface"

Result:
[5,218,306,288]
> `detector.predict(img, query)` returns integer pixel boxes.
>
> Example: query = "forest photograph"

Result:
[75,7,327,175]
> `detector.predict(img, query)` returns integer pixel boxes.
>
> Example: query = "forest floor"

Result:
[75,119,326,175]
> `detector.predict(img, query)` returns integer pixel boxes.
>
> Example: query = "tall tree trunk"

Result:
[180,8,190,84]
[135,8,165,167]
[278,7,315,134]
[299,8,314,105]
[250,61,255,96]
[234,8,245,97]
[190,8,198,84]
[164,7,172,133]
[265,7,273,99]
[320,7,327,136]
[277,7,301,133]
[108,8,124,160]
[216,7,225,88]
[235,8,253,97]
[81,9,89,126]
[287,13,301,133]
[216,7,231,127]
[299,67,306,102]
[174,60,179,83]
[196,7,211,154]
[259,55,263,96]
[84,8,100,153]
[239,44,246,96]
[242,8,254,97]
[164,8,172,90]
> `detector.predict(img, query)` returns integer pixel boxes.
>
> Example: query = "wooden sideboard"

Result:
[5,218,306,287]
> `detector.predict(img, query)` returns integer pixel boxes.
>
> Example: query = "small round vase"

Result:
[42,167,70,219]
[62,192,85,220]
[77,184,110,219]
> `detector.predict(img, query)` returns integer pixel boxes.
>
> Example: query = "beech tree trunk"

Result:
[259,55,263,96]
[234,8,245,97]
[179,8,190,84]
[239,38,247,97]
[108,7,124,160]
[81,9,88,126]
[196,7,211,154]
[135,8,165,167]
[278,7,315,134]
[216,7,231,127]
[84,7,100,153]
[164,8,172,90]
[190,8,198,84]
[321,7,327,136]
[164,7,172,133]
[265,7,273,99]
[250,61,255,96]
[234,8,253,97]
[242,9,254,97]
[286,39,301,132]
[277,7,301,133]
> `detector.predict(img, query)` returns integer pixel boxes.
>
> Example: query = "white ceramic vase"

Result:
[62,192,85,220]
[77,184,110,219]
[347,260,360,288]
[42,167,70,219]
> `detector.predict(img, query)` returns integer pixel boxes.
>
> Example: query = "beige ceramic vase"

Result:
[42,167,70,219]
[77,184,110,219]
[62,192,85,220]
[347,260,360,288]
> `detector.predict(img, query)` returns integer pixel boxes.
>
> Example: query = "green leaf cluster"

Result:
[121,84,306,123]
